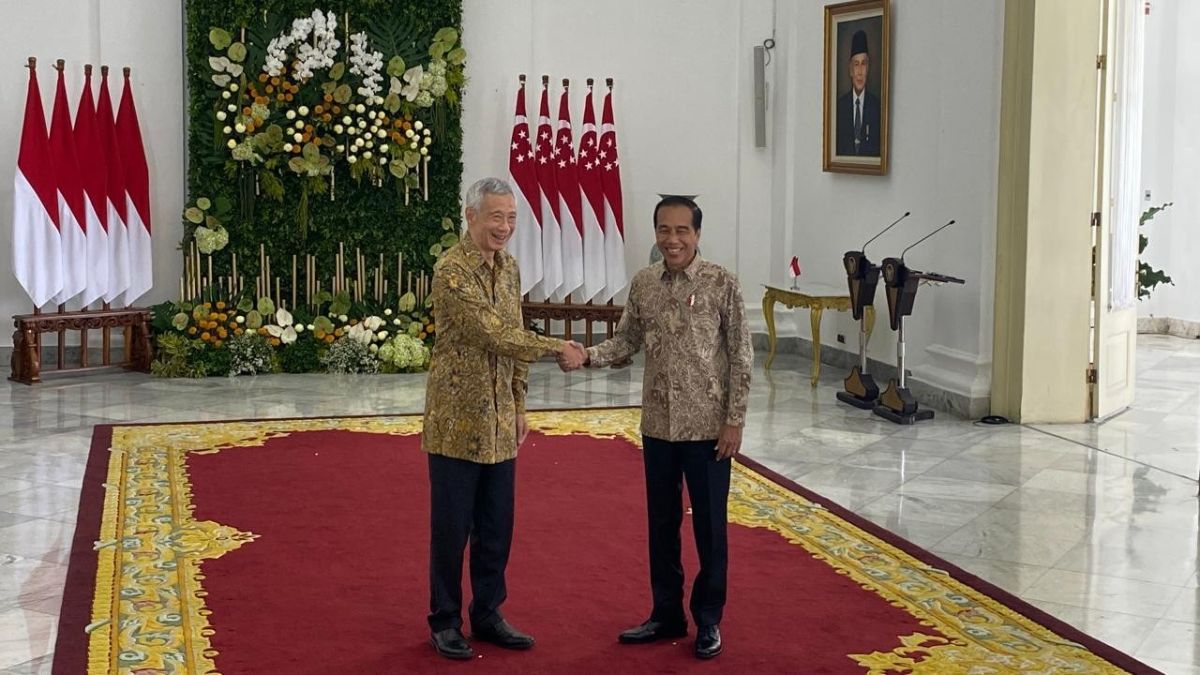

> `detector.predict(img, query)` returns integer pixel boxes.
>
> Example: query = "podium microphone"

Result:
[901,219,956,262]
[862,211,911,254]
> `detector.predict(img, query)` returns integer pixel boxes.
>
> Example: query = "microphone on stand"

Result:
[901,219,956,262]
[862,211,911,254]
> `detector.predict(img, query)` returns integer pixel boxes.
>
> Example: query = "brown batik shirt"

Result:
[422,237,564,464]
[587,255,753,441]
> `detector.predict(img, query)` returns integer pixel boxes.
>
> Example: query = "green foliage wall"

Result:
[184,0,463,302]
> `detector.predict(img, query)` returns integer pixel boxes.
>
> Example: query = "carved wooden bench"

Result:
[10,308,154,384]
[521,299,623,347]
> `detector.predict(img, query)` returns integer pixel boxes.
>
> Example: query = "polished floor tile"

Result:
[0,337,1196,669]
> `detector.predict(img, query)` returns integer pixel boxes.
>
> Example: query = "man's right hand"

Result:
[557,341,587,372]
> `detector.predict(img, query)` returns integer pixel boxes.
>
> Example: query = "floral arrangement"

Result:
[184,196,231,254]
[150,292,436,378]
[227,332,276,376]
[206,8,466,234]
[321,336,380,374]
[378,333,430,373]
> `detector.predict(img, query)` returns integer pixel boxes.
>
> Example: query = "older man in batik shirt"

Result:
[568,195,753,660]
[422,177,583,660]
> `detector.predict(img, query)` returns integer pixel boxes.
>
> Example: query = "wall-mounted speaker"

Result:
[753,45,767,148]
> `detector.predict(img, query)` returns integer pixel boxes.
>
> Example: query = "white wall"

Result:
[464,0,1005,405]
[461,0,778,301]
[776,0,1004,401]
[2,0,184,347]
[1139,0,1198,323]
[2,0,1006,401]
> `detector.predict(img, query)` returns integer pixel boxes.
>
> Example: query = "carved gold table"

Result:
[762,284,874,386]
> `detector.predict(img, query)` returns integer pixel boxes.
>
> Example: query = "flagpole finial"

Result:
[606,77,614,89]
[123,66,131,78]
[541,75,549,87]
[84,64,93,76]
[26,56,36,70]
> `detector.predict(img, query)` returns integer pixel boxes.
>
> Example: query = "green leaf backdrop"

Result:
[184,0,463,304]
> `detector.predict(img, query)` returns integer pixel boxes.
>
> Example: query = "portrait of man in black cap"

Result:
[836,29,882,157]
[823,0,890,175]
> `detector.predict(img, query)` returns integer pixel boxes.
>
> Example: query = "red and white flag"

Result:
[49,67,87,306]
[505,79,542,295]
[75,67,110,308]
[96,67,130,305]
[577,84,607,302]
[789,256,802,278]
[599,85,627,302]
[534,81,562,299]
[117,69,152,305]
[553,82,583,301]
[12,62,62,308]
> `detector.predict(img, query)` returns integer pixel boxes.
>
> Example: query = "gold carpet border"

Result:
[87,409,1127,674]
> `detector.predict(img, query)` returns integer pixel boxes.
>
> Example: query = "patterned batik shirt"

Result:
[422,237,564,464]
[587,255,753,441]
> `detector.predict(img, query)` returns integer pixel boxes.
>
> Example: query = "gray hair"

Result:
[464,177,514,213]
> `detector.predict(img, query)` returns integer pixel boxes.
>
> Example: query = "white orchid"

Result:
[266,9,339,79]
[348,32,384,97]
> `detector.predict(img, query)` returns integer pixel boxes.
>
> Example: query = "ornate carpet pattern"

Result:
[55,408,1155,674]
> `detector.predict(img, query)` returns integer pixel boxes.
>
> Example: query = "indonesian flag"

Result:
[553,83,583,301]
[12,62,62,308]
[789,256,802,278]
[75,67,110,308]
[117,69,152,305]
[534,81,563,299]
[49,67,87,306]
[577,85,607,302]
[96,68,130,305]
[599,86,627,302]
[505,80,542,295]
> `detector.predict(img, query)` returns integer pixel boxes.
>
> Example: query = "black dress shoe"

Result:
[618,619,689,644]
[695,624,722,659]
[430,628,473,660]
[472,619,535,650]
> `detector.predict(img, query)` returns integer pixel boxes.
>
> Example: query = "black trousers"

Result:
[427,453,516,632]
[642,436,731,627]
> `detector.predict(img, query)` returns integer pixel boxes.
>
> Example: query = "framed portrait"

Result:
[823,0,891,175]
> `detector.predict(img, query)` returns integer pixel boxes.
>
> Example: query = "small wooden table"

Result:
[762,283,874,386]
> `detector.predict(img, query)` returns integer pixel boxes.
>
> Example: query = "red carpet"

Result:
[56,410,1159,674]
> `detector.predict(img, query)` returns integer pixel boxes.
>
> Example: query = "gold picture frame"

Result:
[823,0,891,175]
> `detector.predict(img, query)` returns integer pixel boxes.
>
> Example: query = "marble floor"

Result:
[0,339,1198,673]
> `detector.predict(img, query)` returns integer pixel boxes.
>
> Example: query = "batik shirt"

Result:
[422,237,564,464]
[587,255,753,441]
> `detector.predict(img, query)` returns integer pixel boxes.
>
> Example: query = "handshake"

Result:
[557,341,588,372]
